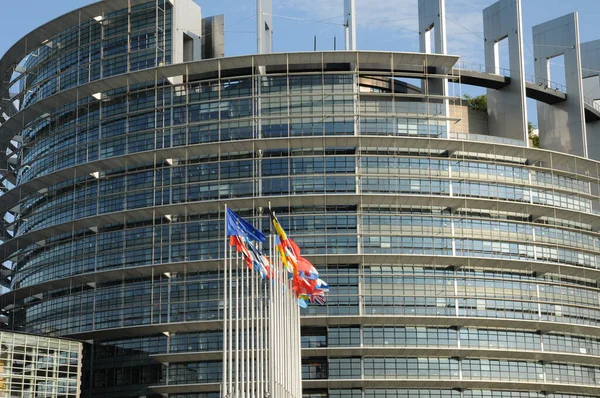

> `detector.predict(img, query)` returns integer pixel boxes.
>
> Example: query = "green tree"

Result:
[528,121,539,148]
[463,94,487,112]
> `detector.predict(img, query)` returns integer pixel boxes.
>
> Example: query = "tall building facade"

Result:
[0,330,82,397]
[1,1,600,398]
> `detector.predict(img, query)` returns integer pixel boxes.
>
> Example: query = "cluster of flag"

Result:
[225,207,329,307]
[226,208,271,279]
[268,209,329,308]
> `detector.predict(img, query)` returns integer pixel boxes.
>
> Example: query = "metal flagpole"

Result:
[297,292,302,397]
[287,278,292,397]
[247,262,251,398]
[250,262,255,398]
[288,272,293,396]
[271,230,276,398]
[245,254,250,397]
[229,237,234,395]
[258,269,262,397]
[241,249,245,398]
[223,205,228,398]
[253,263,257,397]
[269,232,275,398]
[262,270,266,398]
[276,236,281,398]
[235,250,240,398]
[296,285,300,397]
[284,272,288,398]
[276,235,281,398]
[257,270,262,398]
[289,278,293,398]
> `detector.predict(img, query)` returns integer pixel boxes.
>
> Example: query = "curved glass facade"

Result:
[2,1,600,398]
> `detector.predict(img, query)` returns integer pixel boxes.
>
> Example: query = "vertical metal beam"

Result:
[581,40,600,160]
[533,13,587,157]
[344,0,357,51]
[257,0,273,54]
[483,0,528,142]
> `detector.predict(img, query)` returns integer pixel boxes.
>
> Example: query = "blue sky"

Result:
[2,0,600,124]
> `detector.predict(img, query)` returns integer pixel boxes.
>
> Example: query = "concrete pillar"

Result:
[418,0,448,119]
[202,15,225,59]
[581,40,600,159]
[344,0,357,51]
[171,0,203,64]
[533,13,587,157]
[257,0,273,54]
[483,0,528,142]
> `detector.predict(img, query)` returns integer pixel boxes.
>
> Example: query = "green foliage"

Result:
[528,121,539,148]
[463,94,487,112]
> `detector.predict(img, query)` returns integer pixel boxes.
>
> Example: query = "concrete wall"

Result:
[449,103,489,136]
[533,13,587,157]
[202,15,225,59]
[483,0,528,142]
[171,0,203,65]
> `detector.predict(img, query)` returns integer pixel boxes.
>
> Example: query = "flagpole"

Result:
[223,204,228,398]
[229,236,234,395]
[296,278,301,397]
[289,277,293,397]
[259,263,264,398]
[242,247,246,398]
[277,233,282,397]
[250,260,255,398]
[270,232,275,398]
[235,249,240,398]
[255,264,259,397]
[245,251,249,397]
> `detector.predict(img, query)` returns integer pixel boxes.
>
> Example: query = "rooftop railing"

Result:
[445,132,527,147]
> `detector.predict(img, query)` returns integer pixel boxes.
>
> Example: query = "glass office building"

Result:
[0,330,82,397]
[1,0,600,397]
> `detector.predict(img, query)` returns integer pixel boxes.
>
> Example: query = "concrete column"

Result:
[483,0,528,142]
[418,0,448,119]
[202,15,225,59]
[581,40,600,159]
[419,0,450,126]
[344,0,357,51]
[533,13,587,157]
[171,0,203,64]
[257,0,273,54]
[418,0,447,55]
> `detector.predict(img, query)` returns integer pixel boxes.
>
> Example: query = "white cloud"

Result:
[275,0,491,65]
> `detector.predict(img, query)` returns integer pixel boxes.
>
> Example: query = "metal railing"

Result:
[456,61,511,77]
[524,73,567,93]
[455,62,569,94]
[445,132,527,147]
[584,96,600,114]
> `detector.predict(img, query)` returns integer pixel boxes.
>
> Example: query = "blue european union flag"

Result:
[225,208,266,243]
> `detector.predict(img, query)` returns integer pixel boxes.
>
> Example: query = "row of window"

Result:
[161,357,600,385]
[14,275,600,334]
[13,231,600,291]
[90,325,600,358]
[303,326,600,356]
[20,157,591,222]
[20,114,455,183]
[16,176,593,237]
[17,2,171,109]
[305,391,592,398]
[21,74,355,149]
[304,357,600,385]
